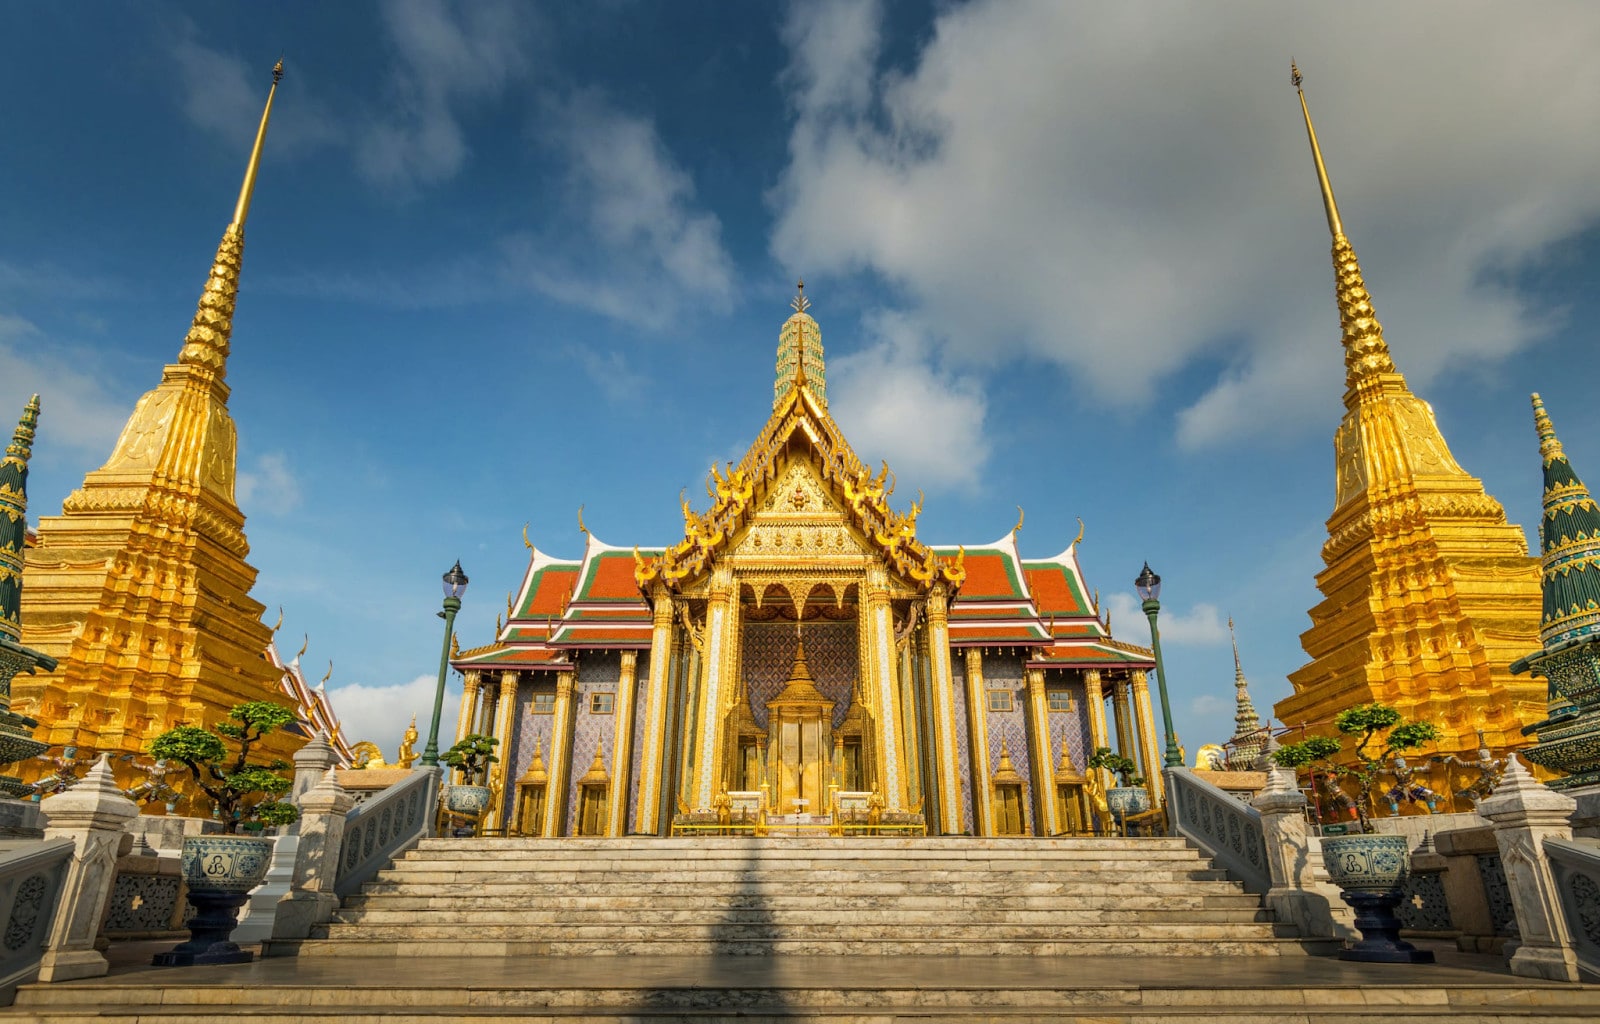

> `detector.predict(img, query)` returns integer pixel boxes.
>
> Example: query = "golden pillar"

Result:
[864,564,910,810]
[1023,667,1060,837]
[896,642,922,811]
[1083,669,1113,792]
[541,669,577,837]
[634,584,674,834]
[924,585,962,833]
[1110,678,1134,760]
[963,648,995,836]
[1130,670,1165,808]
[482,670,519,833]
[453,670,482,750]
[606,650,639,837]
[688,564,738,814]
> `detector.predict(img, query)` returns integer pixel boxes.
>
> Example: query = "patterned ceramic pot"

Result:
[445,784,492,815]
[180,834,274,895]
[1106,786,1150,822]
[1321,833,1410,893]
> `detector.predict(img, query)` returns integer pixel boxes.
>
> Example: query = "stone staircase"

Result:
[280,835,1312,958]
[13,836,1600,1022]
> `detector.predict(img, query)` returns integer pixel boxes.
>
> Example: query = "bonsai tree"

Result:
[1272,702,1441,833]
[1085,747,1144,788]
[148,701,300,835]
[440,733,499,786]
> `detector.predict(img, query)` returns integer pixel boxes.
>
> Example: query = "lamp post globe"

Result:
[422,560,469,767]
[1135,562,1183,768]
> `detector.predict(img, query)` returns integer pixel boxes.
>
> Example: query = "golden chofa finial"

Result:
[1532,393,1566,463]
[1291,60,1341,237]
[791,279,811,315]
[234,59,284,227]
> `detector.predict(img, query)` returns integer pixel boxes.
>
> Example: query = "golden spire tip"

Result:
[274,58,285,84]
[1290,59,1302,90]
[1532,392,1565,461]
[791,279,811,315]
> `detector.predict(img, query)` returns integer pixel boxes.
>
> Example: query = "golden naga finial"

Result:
[450,632,460,657]
[791,279,811,315]
[1532,393,1566,463]
[294,633,309,661]
[319,659,333,687]
[269,606,284,636]
[577,504,588,536]
[1072,516,1085,548]
[1012,506,1025,535]
[522,521,534,552]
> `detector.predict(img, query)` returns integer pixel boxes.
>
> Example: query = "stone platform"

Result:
[8,948,1600,1022]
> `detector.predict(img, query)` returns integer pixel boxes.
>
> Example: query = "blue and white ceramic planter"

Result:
[445,784,492,815]
[180,834,274,895]
[1321,833,1410,893]
[1106,786,1150,822]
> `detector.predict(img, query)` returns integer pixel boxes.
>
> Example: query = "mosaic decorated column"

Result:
[689,564,738,813]
[896,643,922,812]
[1130,670,1165,807]
[634,584,674,834]
[607,650,639,836]
[1024,667,1060,837]
[541,669,577,837]
[1083,669,1113,792]
[482,670,519,833]
[865,564,908,811]
[924,585,962,834]
[964,648,995,836]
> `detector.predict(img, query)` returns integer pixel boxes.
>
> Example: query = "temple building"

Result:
[451,289,1160,837]
[1273,66,1545,789]
[12,62,326,797]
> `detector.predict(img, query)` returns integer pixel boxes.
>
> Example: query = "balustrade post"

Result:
[1251,764,1347,941]
[264,770,355,953]
[37,756,139,982]
[290,731,337,804]
[1478,757,1581,982]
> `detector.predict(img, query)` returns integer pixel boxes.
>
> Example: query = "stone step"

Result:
[340,892,1264,912]
[292,936,1313,957]
[394,852,1212,867]
[320,921,1295,942]
[374,868,1231,884]
[410,837,1197,852]
[354,879,1249,899]
[331,907,1271,926]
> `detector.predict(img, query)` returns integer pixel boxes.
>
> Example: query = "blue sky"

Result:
[3,1,1599,760]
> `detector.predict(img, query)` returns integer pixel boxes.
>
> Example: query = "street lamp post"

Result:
[421,560,470,767]
[1135,562,1183,768]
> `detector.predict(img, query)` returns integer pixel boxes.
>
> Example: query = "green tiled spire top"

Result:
[1532,393,1600,648]
[0,395,39,641]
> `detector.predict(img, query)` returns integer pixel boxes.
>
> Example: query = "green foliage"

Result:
[1270,701,1440,833]
[441,734,499,784]
[1085,747,1145,787]
[147,702,301,835]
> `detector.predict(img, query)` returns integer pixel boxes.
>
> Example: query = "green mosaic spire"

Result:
[774,281,828,411]
[0,395,38,642]
[1532,393,1600,649]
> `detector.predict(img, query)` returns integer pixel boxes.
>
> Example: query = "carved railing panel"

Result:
[0,838,72,998]
[1475,852,1516,936]
[1164,767,1269,895]
[1543,837,1600,979]
[335,769,437,899]
[1396,868,1453,932]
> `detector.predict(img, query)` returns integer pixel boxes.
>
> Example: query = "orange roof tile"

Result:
[1024,566,1088,616]
[582,552,647,602]
[524,566,580,616]
[955,552,1024,600]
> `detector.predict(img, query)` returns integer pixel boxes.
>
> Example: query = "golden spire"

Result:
[791,278,811,315]
[1291,61,1398,390]
[1532,392,1565,463]
[177,59,283,380]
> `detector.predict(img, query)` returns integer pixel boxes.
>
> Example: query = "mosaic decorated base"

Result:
[180,835,274,895]
[1322,834,1410,894]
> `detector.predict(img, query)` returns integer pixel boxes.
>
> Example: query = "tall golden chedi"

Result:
[13,61,304,794]
[1274,65,1545,784]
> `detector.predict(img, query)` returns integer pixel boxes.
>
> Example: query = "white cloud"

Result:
[569,347,648,406]
[509,90,736,325]
[771,1,1600,448]
[237,452,302,516]
[828,310,989,491]
[1107,593,1228,647]
[357,0,530,192]
[1189,694,1230,718]
[0,314,132,456]
[325,673,442,764]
